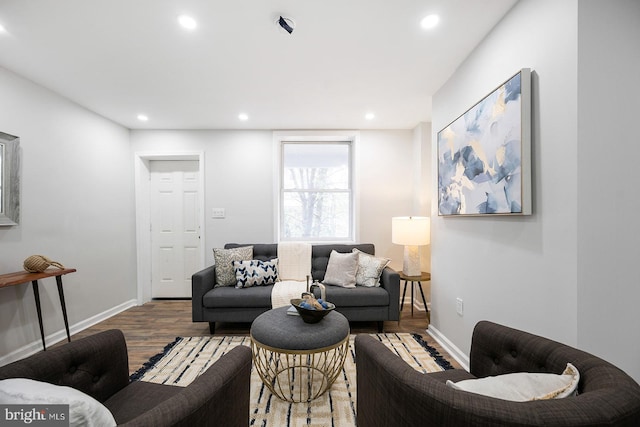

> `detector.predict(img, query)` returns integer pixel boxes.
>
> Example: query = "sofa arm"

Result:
[0,329,129,403]
[379,267,400,321]
[121,345,252,427]
[192,265,216,321]
[356,334,463,427]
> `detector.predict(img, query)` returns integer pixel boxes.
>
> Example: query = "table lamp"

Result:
[392,216,430,276]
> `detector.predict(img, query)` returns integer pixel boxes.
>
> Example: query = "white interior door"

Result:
[150,160,201,298]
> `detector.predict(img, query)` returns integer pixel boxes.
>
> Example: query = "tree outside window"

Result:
[281,142,352,241]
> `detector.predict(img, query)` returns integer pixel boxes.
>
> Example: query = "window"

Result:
[279,140,353,241]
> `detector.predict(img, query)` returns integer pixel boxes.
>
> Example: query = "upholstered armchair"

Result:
[356,321,640,427]
[0,329,251,427]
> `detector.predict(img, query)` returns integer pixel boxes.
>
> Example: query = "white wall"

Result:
[431,0,580,361]
[413,122,432,273]
[130,129,415,271]
[0,74,417,360]
[431,0,640,382]
[130,130,274,258]
[576,0,640,381]
[0,66,136,362]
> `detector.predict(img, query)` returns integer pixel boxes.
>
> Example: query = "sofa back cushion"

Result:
[225,243,375,282]
[311,244,374,282]
[469,320,640,397]
[225,244,277,261]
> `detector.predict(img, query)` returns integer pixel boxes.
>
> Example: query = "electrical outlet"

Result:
[212,208,225,219]
[456,298,464,316]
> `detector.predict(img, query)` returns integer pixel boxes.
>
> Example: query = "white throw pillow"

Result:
[322,250,359,288]
[352,248,390,287]
[445,363,579,402]
[0,378,117,426]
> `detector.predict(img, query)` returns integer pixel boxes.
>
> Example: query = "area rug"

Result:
[131,333,453,426]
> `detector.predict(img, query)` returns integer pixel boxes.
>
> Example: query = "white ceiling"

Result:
[0,0,517,130]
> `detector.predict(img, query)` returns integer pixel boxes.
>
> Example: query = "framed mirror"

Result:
[0,132,20,226]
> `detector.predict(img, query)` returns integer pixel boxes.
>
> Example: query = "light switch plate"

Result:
[212,208,225,218]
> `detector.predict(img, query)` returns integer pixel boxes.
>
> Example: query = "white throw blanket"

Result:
[272,242,312,309]
[271,280,309,309]
[277,242,311,281]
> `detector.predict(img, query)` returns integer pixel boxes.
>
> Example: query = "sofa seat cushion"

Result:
[315,285,389,307]
[203,285,273,308]
[104,380,181,424]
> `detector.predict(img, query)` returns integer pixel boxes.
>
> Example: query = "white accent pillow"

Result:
[352,248,390,287]
[323,250,359,288]
[0,378,117,426]
[446,363,579,402]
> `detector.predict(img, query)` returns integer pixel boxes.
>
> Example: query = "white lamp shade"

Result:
[392,217,430,246]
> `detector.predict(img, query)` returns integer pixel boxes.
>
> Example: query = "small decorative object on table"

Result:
[23,255,65,273]
[290,294,335,324]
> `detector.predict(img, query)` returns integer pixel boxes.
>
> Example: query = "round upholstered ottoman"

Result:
[250,306,350,402]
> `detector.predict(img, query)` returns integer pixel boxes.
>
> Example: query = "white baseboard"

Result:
[0,299,138,366]
[426,324,470,371]
[401,298,429,312]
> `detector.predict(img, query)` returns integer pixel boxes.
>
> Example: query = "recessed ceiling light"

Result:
[0,24,6,33]
[420,14,440,30]
[137,114,149,122]
[178,15,197,30]
[238,113,249,121]
[365,113,375,120]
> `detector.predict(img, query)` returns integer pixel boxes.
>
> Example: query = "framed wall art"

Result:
[0,131,20,226]
[437,68,531,216]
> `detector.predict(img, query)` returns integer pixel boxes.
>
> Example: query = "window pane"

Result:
[283,144,349,190]
[282,191,350,239]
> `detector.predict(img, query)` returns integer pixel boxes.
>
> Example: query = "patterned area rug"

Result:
[131,333,453,427]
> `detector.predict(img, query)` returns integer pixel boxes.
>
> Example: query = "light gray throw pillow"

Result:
[352,248,390,287]
[323,250,359,288]
[213,246,253,287]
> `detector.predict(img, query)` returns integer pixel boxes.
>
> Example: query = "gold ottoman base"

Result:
[251,335,349,403]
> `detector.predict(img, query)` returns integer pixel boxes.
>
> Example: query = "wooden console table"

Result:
[0,268,76,351]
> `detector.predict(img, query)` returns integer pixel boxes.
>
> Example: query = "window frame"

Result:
[274,131,359,243]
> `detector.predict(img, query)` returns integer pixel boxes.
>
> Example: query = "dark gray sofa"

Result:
[355,320,640,427]
[0,329,252,427]
[192,243,400,333]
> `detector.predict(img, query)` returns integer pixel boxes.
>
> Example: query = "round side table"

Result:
[250,306,350,402]
[399,271,431,316]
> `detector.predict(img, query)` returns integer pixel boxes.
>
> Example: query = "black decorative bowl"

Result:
[290,298,335,324]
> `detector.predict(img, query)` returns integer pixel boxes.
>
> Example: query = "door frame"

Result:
[134,151,205,304]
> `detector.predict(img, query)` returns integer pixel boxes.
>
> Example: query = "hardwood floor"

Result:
[68,300,463,373]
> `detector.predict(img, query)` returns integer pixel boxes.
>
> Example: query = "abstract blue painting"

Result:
[438,69,531,216]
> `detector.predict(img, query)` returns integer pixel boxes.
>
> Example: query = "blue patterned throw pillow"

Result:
[233,259,279,288]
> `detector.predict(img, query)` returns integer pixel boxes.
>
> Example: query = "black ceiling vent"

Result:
[278,16,295,34]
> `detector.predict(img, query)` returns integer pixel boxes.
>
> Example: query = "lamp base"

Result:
[402,245,421,277]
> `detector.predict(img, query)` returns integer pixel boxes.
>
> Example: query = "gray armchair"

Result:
[356,321,640,426]
[0,330,251,427]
